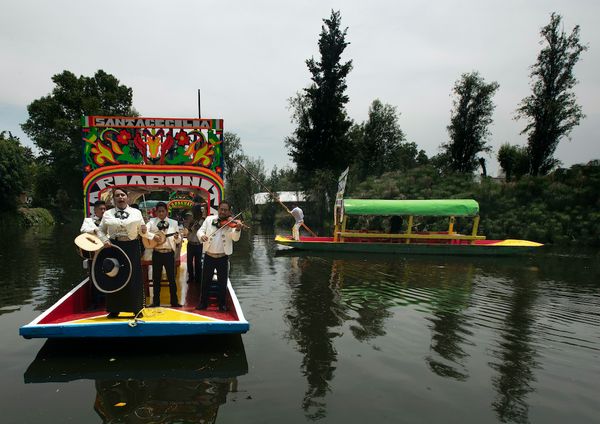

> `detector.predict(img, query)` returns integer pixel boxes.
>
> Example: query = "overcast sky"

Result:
[1,0,598,176]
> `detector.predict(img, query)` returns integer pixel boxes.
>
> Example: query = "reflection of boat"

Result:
[25,336,247,422]
[276,198,542,256]
[20,115,249,338]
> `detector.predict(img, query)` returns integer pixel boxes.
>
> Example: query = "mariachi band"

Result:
[77,189,242,318]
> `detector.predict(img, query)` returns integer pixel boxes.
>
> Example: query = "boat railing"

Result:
[335,231,486,244]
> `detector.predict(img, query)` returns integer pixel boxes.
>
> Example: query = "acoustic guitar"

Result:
[142,231,179,249]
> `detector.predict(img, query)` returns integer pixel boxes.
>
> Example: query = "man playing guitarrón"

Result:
[195,200,242,312]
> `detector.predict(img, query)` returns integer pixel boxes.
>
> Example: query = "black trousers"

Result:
[199,255,228,308]
[152,251,178,305]
[187,243,203,283]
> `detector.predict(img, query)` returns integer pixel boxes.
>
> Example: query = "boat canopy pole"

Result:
[234,160,317,237]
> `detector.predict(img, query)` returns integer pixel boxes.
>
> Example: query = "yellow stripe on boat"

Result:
[73,308,219,323]
[486,239,544,247]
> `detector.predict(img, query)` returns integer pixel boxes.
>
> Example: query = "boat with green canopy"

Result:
[275,197,542,255]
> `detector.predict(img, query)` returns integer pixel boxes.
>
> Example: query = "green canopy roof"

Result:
[343,199,479,217]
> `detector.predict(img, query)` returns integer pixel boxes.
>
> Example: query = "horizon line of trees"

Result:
[0,11,592,226]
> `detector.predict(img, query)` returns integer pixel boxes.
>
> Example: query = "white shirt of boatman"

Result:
[97,206,154,242]
[291,206,304,223]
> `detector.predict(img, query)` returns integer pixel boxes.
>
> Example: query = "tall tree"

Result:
[443,72,499,173]
[355,100,406,178]
[22,70,136,205]
[0,132,34,209]
[286,10,353,177]
[516,13,587,175]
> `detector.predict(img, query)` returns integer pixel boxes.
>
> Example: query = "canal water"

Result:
[1,221,599,423]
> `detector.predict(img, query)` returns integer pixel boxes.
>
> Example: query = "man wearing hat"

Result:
[147,202,182,307]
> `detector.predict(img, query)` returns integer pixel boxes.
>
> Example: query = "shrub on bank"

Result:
[350,163,600,246]
[0,208,56,228]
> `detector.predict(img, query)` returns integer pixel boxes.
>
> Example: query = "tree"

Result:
[222,131,245,184]
[286,10,353,177]
[442,72,499,173]
[220,131,266,218]
[22,70,136,206]
[0,132,34,209]
[516,13,587,175]
[355,100,405,177]
[497,144,530,181]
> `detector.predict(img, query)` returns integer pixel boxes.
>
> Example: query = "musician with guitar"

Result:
[147,202,182,307]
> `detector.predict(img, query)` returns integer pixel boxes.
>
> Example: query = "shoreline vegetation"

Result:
[0,208,55,228]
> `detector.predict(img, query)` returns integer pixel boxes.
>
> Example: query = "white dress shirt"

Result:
[80,215,102,234]
[147,217,181,251]
[197,215,240,255]
[97,206,154,242]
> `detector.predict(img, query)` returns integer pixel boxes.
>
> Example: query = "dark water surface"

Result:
[1,221,599,423]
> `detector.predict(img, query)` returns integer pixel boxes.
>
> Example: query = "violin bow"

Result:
[207,211,245,243]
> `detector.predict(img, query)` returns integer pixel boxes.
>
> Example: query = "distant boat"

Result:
[276,198,542,256]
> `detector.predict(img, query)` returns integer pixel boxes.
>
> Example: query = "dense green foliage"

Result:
[222,131,267,218]
[22,70,136,206]
[497,144,529,181]
[443,72,499,173]
[352,99,426,179]
[285,10,354,220]
[516,13,587,175]
[0,132,34,209]
[286,10,353,178]
[350,163,600,246]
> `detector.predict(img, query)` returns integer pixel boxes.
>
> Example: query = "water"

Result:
[1,221,599,423]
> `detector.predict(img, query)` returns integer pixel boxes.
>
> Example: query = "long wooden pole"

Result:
[234,161,317,237]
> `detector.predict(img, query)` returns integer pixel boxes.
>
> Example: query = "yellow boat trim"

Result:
[73,308,219,323]
[486,239,543,247]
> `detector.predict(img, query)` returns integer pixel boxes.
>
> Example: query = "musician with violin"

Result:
[147,202,182,307]
[195,200,243,312]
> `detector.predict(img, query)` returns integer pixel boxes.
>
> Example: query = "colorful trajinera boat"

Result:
[275,170,542,256]
[20,116,249,338]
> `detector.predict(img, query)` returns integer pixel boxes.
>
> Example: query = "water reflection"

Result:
[276,249,554,422]
[1,223,85,315]
[489,274,540,424]
[284,254,345,420]
[24,336,247,423]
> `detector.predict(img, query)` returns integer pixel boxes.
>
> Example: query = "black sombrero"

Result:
[91,245,133,294]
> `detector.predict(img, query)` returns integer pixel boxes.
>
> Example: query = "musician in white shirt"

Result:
[195,200,242,312]
[80,200,107,234]
[96,188,153,318]
[147,202,182,307]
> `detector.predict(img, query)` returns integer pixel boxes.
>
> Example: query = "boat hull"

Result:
[20,278,249,339]
[274,235,542,256]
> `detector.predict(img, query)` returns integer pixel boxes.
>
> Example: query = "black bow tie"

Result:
[115,209,129,219]
[157,220,168,230]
